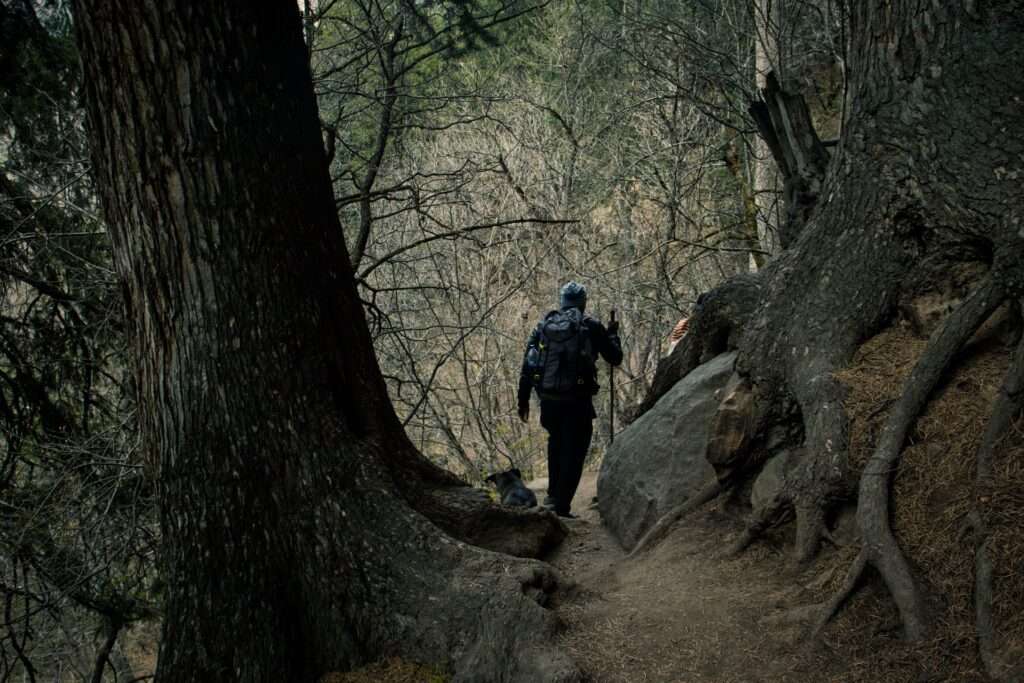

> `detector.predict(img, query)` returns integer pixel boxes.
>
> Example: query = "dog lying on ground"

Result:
[485,468,538,508]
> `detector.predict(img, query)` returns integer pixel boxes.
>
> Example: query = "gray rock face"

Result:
[598,352,736,550]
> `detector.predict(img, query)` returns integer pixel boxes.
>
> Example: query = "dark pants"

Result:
[540,399,595,515]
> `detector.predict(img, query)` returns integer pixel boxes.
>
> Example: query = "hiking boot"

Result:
[541,496,557,510]
[556,510,577,519]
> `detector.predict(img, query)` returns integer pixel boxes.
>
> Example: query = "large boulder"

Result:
[598,352,736,550]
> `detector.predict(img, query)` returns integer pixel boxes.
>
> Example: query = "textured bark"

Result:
[72,2,573,681]
[416,485,567,558]
[748,71,830,248]
[644,0,1024,637]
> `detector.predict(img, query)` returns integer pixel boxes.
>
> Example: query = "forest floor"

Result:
[539,471,854,683]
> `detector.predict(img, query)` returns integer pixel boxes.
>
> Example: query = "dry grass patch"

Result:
[829,326,1024,681]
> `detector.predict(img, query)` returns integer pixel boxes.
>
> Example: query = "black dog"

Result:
[485,468,538,508]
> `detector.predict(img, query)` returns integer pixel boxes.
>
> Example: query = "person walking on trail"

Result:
[517,281,623,518]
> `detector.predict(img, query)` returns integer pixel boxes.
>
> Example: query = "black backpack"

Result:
[529,308,596,398]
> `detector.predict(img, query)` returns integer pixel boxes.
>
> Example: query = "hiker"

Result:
[517,281,623,518]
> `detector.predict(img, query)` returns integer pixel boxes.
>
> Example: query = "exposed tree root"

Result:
[419,483,568,558]
[347,498,580,682]
[810,548,868,640]
[822,278,1006,641]
[386,437,568,559]
[967,311,1024,680]
[793,495,829,567]
[629,479,725,556]
[729,491,793,556]
[728,374,850,567]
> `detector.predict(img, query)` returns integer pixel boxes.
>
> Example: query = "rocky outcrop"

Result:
[598,352,736,550]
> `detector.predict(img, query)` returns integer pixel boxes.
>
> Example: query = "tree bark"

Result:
[641,0,1024,633]
[732,0,1024,573]
[748,71,830,248]
[72,2,572,681]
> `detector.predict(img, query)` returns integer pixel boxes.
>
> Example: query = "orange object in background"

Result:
[669,317,689,342]
[667,317,689,354]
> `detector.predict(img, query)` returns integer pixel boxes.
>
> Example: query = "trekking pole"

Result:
[609,309,616,445]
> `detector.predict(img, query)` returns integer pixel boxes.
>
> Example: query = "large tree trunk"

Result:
[71,2,572,681]
[739,0,1024,563]
[640,0,1024,639]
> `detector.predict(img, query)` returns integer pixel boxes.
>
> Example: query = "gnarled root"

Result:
[967,308,1024,680]
[793,496,829,567]
[633,274,762,421]
[728,452,813,561]
[821,278,1006,641]
[726,380,846,567]
[415,483,568,559]
[319,474,580,682]
[387,437,568,559]
[629,479,725,556]
[731,480,835,568]
[729,491,793,556]
[810,548,868,639]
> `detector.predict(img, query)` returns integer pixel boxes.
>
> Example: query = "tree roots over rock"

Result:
[632,246,1024,677]
[618,4,1024,677]
[803,278,1010,642]
[629,479,724,557]
[633,274,761,421]
[964,311,1024,681]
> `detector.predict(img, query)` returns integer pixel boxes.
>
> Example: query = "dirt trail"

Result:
[538,471,843,683]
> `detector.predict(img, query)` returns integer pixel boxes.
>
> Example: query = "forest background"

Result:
[5,0,849,678]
